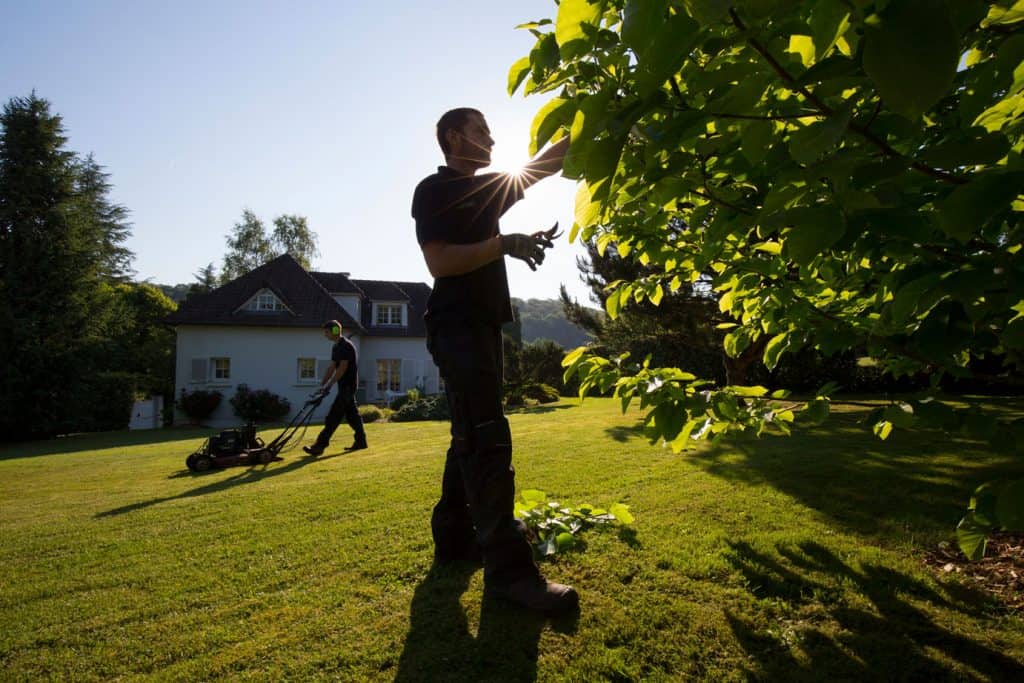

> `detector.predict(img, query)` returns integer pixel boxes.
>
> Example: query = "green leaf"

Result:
[585,137,626,201]
[788,35,816,68]
[809,0,851,61]
[728,385,769,397]
[574,181,601,229]
[764,331,791,370]
[862,0,959,120]
[741,120,774,165]
[606,284,623,319]
[636,12,700,97]
[623,0,670,54]
[508,56,531,96]
[917,132,1011,168]
[981,1,1024,27]
[684,0,730,23]
[788,106,852,164]
[936,171,1024,242]
[970,481,1001,527]
[956,512,991,560]
[529,97,576,156]
[610,503,635,525]
[802,398,831,425]
[556,0,605,59]
[782,206,847,266]
[570,90,614,144]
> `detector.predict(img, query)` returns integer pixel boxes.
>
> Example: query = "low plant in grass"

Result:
[178,388,222,425]
[514,488,634,558]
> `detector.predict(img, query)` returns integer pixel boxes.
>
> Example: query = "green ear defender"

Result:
[331,325,341,336]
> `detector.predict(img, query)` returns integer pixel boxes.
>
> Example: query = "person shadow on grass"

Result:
[394,562,578,682]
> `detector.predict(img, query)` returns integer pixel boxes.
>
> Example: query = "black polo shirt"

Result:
[331,336,358,390]
[412,166,525,326]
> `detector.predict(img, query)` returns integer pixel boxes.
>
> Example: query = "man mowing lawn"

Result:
[411,107,576,614]
[304,320,367,455]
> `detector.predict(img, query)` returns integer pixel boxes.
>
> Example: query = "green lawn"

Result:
[2,398,1023,681]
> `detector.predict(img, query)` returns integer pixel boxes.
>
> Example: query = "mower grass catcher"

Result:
[185,391,326,472]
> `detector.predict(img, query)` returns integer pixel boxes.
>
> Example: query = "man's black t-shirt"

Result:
[331,336,358,390]
[412,166,524,326]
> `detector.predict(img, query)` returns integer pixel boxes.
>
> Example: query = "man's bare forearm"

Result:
[421,236,503,278]
[520,137,569,187]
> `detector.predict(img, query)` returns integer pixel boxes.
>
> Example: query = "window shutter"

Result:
[191,358,208,382]
[316,359,333,380]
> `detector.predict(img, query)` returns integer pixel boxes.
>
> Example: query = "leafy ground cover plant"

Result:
[515,488,634,557]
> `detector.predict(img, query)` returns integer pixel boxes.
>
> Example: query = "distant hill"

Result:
[154,283,191,303]
[512,297,596,348]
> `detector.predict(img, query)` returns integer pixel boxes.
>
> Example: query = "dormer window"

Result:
[374,303,404,326]
[243,289,287,312]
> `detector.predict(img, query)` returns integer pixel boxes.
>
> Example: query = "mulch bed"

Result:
[923,533,1024,613]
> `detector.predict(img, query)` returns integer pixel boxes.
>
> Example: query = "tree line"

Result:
[0,93,321,440]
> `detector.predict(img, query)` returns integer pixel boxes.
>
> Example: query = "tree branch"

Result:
[728,8,968,186]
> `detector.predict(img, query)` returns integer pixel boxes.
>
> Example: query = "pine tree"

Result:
[0,94,105,438]
[71,154,134,281]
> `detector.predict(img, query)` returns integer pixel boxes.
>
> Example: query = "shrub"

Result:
[64,371,138,433]
[179,388,222,424]
[523,383,560,404]
[229,384,290,423]
[390,394,450,422]
[358,405,383,423]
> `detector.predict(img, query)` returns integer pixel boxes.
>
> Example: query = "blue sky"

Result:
[1,1,594,304]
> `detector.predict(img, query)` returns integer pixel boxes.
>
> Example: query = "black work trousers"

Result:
[427,320,538,587]
[314,385,365,449]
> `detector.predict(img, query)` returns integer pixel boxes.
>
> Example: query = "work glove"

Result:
[500,222,561,271]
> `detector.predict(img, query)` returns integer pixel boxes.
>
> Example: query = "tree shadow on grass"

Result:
[394,563,578,683]
[724,540,1024,680]
[695,410,1024,540]
[94,449,349,518]
[0,427,217,461]
[505,403,578,416]
[605,424,645,443]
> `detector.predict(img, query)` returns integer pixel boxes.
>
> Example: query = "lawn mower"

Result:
[185,390,327,472]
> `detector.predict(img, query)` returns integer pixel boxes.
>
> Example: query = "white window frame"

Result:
[242,288,287,312]
[373,302,405,327]
[297,357,317,384]
[212,357,231,381]
[376,359,401,393]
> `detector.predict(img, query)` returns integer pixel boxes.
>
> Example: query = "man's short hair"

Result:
[323,320,342,335]
[437,107,483,156]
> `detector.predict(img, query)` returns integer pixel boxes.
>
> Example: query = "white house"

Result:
[166,254,439,427]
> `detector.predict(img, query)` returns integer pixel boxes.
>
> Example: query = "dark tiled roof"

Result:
[310,271,362,294]
[353,280,430,338]
[166,254,363,331]
[351,280,409,301]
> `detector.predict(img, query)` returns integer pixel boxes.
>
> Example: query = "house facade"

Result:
[167,254,438,427]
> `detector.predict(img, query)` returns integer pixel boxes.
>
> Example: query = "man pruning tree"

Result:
[411,107,576,614]
[304,320,367,455]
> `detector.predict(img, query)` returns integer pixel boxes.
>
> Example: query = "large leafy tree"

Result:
[512,0,1024,557]
[221,209,320,281]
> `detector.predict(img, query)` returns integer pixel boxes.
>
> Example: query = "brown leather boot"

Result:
[486,576,579,615]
